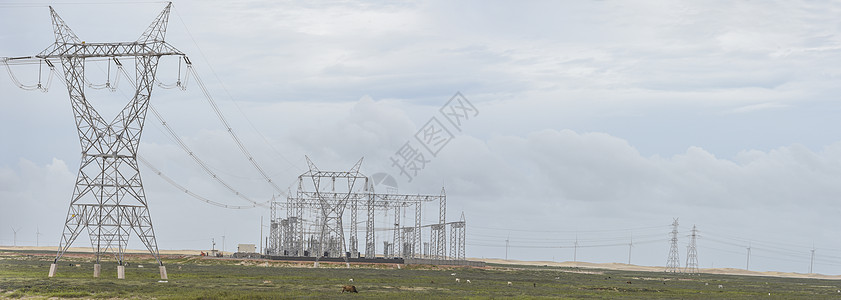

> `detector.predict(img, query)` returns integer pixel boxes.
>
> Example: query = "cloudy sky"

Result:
[2,0,841,274]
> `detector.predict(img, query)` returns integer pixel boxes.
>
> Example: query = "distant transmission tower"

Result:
[505,234,509,260]
[2,3,186,279]
[665,218,680,273]
[746,243,751,271]
[684,225,699,274]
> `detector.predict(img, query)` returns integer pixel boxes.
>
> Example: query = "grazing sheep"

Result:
[456,278,460,283]
[507,281,512,286]
[533,283,536,287]
[718,284,723,289]
[451,273,456,276]
[626,281,632,284]
[342,285,358,293]
[348,278,353,283]
[466,280,471,284]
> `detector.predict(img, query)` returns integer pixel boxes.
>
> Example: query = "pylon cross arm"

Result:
[36,41,184,59]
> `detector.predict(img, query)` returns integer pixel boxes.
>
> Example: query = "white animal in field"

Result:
[348,278,353,282]
[455,278,460,283]
[451,273,456,276]
[507,281,512,286]
[466,280,471,283]
[718,284,723,289]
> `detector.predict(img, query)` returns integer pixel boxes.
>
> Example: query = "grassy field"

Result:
[1,251,840,299]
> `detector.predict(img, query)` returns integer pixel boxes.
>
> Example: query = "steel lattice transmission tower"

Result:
[684,224,699,274]
[303,157,366,259]
[11,3,186,280]
[665,218,680,273]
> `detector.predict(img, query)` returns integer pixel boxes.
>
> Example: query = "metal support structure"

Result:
[665,218,680,273]
[436,187,447,259]
[457,212,466,260]
[365,186,375,257]
[5,3,186,279]
[684,225,699,274]
[392,205,401,258]
[414,201,422,258]
[268,158,457,260]
[449,221,457,260]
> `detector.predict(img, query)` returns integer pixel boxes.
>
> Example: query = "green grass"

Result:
[1,251,840,299]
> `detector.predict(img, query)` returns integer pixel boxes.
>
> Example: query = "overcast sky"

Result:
[2,0,841,275]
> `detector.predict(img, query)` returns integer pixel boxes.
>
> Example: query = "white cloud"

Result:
[3,0,841,274]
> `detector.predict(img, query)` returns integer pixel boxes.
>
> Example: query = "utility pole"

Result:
[810,247,816,274]
[628,236,633,265]
[574,236,579,263]
[746,243,751,271]
[665,218,680,273]
[222,236,226,254]
[36,227,42,247]
[10,227,21,246]
[505,234,509,260]
[260,216,263,254]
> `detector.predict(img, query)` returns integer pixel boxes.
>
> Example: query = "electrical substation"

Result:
[1,2,473,280]
[267,157,470,265]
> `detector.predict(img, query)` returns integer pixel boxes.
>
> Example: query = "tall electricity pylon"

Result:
[5,3,186,279]
[684,225,699,274]
[665,218,680,273]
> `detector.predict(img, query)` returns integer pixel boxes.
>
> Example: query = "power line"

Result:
[171,5,304,175]
[116,61,269,209]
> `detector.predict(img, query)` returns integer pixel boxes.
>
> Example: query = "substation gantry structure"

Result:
[2,3,187,279]
[267,157,467,261]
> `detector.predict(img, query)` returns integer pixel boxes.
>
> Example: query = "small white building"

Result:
[237,244,256,253]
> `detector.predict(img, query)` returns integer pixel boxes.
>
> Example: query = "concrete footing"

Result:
[159,265,168,280]
[93,264,101,278]
[48,263,57,277]
[117,265,125,279]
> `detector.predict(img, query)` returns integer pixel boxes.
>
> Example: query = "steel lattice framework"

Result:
[665,218,681,273]
[684,224,699,274]
[4,3,186,279]
[267,158,463,261]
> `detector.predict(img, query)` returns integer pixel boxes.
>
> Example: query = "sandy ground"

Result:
[2,246,838,280]
[476,258,841,280]
[0,246,210,256]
